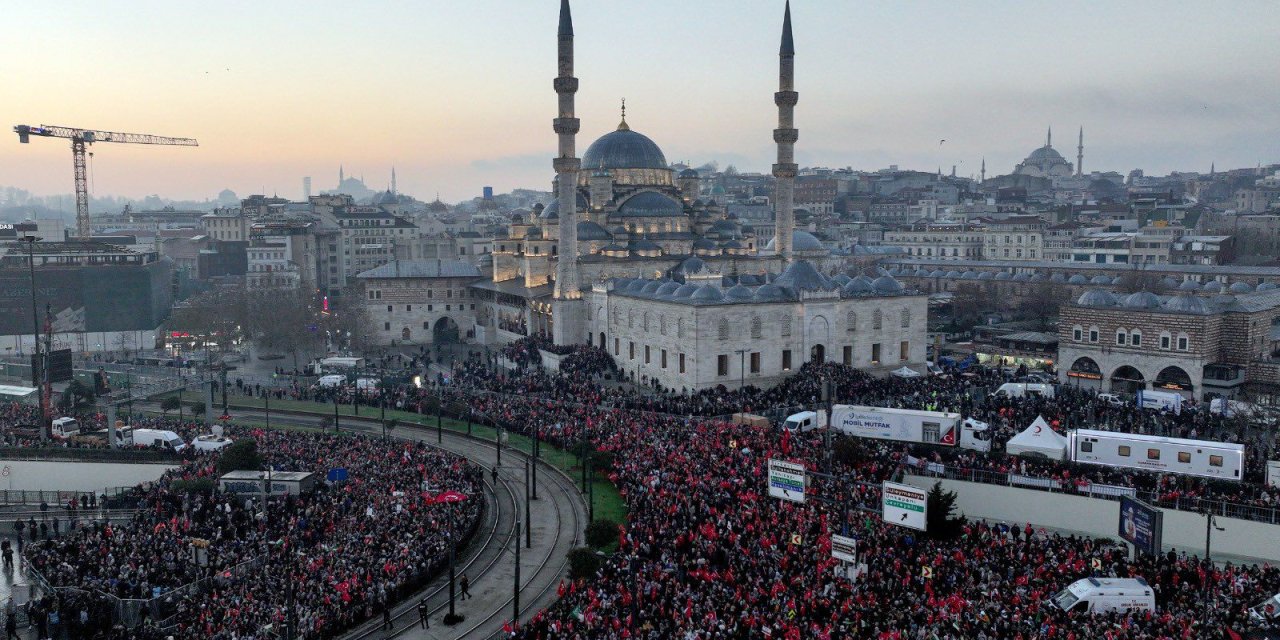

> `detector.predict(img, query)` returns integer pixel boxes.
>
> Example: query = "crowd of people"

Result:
[19,421,482,639]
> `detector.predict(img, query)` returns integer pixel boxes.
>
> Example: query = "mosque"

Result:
[461,0,928,388]
[1013,127,1083,179]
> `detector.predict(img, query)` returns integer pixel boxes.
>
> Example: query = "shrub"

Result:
[585,518,619,549]
[170,478,216,495]
[567,547,604,580]
[216,439,262,475]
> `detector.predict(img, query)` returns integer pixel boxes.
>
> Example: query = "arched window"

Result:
[751,316,763,339]
[901,308,911,328]
[718,318,730,341]
[1116,329,1127,346]
[1159,331,1171,350]
[1072,325,1083,342]
[1089,326,1099,343]
[847,311,858,333]
[1177,333,1189,351]
[1130,330,1142,347]
[872,309,883,330]
[659,316,668,336]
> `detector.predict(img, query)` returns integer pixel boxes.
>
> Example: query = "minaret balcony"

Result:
[774,91,798,107]
[553,77,579,93]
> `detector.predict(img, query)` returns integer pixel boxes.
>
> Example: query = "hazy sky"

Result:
[3,0,1278,204]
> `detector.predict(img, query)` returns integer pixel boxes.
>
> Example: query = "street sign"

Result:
[831,535,857,563]
[789,534,802,546]
[326,468,349,482]
[1091,558,1102,571]
[768,459,806,504]
[881,481,928,531]
[921,566,933,579]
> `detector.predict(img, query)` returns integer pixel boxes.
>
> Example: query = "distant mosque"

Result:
[1013,127,1084,179]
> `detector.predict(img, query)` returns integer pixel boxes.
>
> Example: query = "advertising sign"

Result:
[767,459,806,504]
[882,481,928,531]
[830,405,958,446]
[831,534,857,563]
[1118,496,1163,556]
[1267,460,1280,488]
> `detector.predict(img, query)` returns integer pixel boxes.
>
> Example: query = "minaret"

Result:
[551,0,584,345]
[1076,127,1084,177]
[980,157,986,184]
[391,166,397,195]
[772,1,798,266]
[1046,126,1052,148]
[339,165,345,187]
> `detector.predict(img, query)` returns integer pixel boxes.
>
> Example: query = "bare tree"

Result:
[1115,267,1167,294]
[1019,281,1068,330]
[949,283,986,328]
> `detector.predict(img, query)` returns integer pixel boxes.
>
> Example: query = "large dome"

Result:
[1025,146,1067,164]
[582,127,668,170]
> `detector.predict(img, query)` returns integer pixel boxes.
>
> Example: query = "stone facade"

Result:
[356,260,483,345]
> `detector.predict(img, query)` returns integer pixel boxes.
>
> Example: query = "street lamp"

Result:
[23,236,48,442]
[735,348,749,391]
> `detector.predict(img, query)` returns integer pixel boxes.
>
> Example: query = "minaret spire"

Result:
[391,166,397,195]
[339,165,344,187]
[980,157,986,183]
[552,0,584,344]
[1046,126,1052,148]
[772,0,799,266]
[1076,127,1084,177]
[618,97,629,131]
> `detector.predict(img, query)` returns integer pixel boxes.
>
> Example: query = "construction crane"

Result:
[14,124,199,239]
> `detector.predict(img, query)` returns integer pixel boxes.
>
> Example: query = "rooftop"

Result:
[356,259,482,279]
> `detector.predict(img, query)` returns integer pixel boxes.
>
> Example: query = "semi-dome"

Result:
[1090,275,1111,285]
[1163,294,1211,314]
[764,229,827,253]
[691,284,724,302]
[873,275,904,294]
[1178,279,1201,291]
[754,283,788,301]
[1077,290,1117,307]
[725,283,754,300]
[1122,291,1162,309]
[1068,274,1088,284]
[581,127,669,170]
[774,260,834,291]
[1229,281,1254,294]
[617,191,683,218]
[577,221,611,241]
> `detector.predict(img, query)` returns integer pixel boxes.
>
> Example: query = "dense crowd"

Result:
[20,422,482,639]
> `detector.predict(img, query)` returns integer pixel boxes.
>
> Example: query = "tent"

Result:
[891,366,922,378]
[1005,416,1068,460]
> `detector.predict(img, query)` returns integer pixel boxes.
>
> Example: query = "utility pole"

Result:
[514,519,521,626]
[333,393,340,432]
[531,427,539,500]
[497,424,502,465]
[1204,508,1224,561]
[436,397,443,444]
[525,456,532,548]
[589,457,595,523]
[735,348,749,390]
[264,392,270,429]
[25,236,47,441]
[220,365,228,416]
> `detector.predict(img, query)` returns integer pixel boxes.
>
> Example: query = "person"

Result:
[381,601,393,630]
[460,573,471,601]
[491,466,498,484]
[0,540,10,569]
[418,598,429,629]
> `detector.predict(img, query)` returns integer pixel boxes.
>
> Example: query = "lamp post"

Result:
[735,348,749,391]
[24,236,48,442]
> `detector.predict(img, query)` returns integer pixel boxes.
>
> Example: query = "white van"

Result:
[192,434,234,452]
[355,378,379,391]
[995,383,1056,399]
[132,428,187,453]
[1052,578,1155,614]
[317,374,345,388]
[782,411,822,433]
[51,417,80,438]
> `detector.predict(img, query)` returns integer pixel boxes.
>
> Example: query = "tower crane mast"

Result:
[13,124,198,239]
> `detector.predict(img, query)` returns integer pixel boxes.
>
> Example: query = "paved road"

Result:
[139,403,586,640]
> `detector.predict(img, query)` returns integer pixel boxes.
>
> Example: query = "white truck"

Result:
[1052,578,1155,614]
[132,428,187,453]
[1136,389,1183,414]
[782,410,826,433]
[317,374,345,388]
[830,405,968,447]
[192,434,234,452]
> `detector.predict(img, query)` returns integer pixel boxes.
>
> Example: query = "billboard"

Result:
[1118,496,1163,556]
[0,262,172,336]
[31,348,73,385]
[882,482,928,531]
[767,459,806,504]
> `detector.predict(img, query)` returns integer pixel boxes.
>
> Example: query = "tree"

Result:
[160,395,182,416]
[925,482,966,540]
[1115,268,1166,294]
[567,547,604,580]
[217,439,263,475]
[58,379,95,413]
[585,519,619,549]
[949,284,985,329]
[1019,282,1066,330]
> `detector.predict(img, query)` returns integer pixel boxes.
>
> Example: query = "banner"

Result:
[768,459,806,504]
[1118,496,1163,556]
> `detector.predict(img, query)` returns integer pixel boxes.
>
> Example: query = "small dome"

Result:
[1111,276,1125,286]
[611,277,634,290]
[1076,289,1117,307]
[1050,273,1067,283]
[844,277,874,296]
[577,221,612,241]
[679,168,699,178]
[945,270,963,278]
[1163,294,1211,314]
[873,275,905,294]
[977,272,995,280]
[960,271,979,279]
[1029,273,1047,282]
[641,280,665,294]
[764,230,827,253]
[676,256,706,274]
[691,284,724,302]
[610,225,628,236]
[721,240,744,250]
[540,192,588,218]
[629,238,661,255]
[1178,279,1201,291]
[1258,282,1278,291]
[930,270,946,278]
[754,283,788,301]
[1012,273,1031,282]
[774,260,834,291]
[995,272,1013,281]
[673,283,699,298]
[375,190,398,205]
[1212,293,1237,307]
[1160,276,1180,288]
[618,192,684,218]
[656,281,681,297]
[737,274,764,286]
[1229,281,1254,294]
[626,279,648,293]
[887,267,902,276]
[692,237,717,251]
[428,199,450,213]
[831,273,853,286]
[1068,274,1088,285]
[1090,275,1111,285]
[725,283,754,300]
[1202,281,1225,293]
[913,268,929,277]
[1122,291,1162,309]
